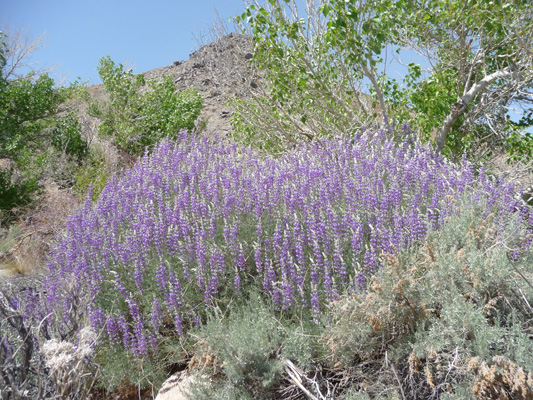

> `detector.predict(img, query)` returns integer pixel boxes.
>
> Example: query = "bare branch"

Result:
[1,23,53,81]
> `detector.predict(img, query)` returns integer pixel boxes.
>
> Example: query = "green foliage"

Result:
[90,56,203,155]
[50,113,88,161]
[0,220,22,253]
[392,63,493,158]
[504,130,533,163]
[92,343,167,394]
[233,0,533,160]
[0,63,86,166]
[390,0,533,158]
[187,377,254,400]
[401,65,457,135]
[230,99,286,153]
[0,33,87,219]
[190,293,322,398]
[232,0,400,151]
[0,169,41,225]
[344,389,372,400]
[280,323,314,371]
[517,107,533,127]
[74,146,113,200]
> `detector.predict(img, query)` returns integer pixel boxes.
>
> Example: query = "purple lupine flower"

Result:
[156,263,168,291]
[234,272,241,292]
[356,271,367,290]
[149,333,158,351]
[205,274,219,304]
[133,320,148,356]
[310,290,320,316]
[37,129,531,358]
[254,248,263,275]
[1,337,13,360]
[166,271,182,312]
[117,314,131,351]
[106,317,120,343]
[282,280,295,309]
[89,308,105,330]
[151,299,162,332]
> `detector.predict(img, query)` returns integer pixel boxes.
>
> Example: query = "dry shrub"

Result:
[323,249,436,398]
[323,198,533,399]
[324,250,431,367]
[468,356,533,400]
[0,184,81,275]
[189,337,222,377]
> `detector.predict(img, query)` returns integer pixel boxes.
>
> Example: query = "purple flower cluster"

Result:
[41,129,527,356]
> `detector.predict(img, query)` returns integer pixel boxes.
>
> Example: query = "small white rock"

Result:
[155,371,196,400]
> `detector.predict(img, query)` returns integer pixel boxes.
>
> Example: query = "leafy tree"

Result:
[233,0,399,151]
[0,30,87,223]
[89,56,203,155]
[0,73,86,163]
[233,0,533,159]
[390,0,533,158]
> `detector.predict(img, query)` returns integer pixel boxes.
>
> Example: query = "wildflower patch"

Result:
[41,129,526,361]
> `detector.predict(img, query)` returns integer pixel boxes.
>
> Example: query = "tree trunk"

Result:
[435,65,519,154]
[362,63,389,126]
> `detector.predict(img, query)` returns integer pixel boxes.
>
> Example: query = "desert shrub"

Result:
[86,343,168,394]
[343,388,372,400]
[192,295,285,395]
[324,196,533,399]
[37,129,529,391]
[89,56,203,156]
[0,169,41,226]
[189,293,320,399]
[0,219,27,274]
[280,321,315,371]
[187,378,254,400]
[0,279,96,399]
[0,224,22,254]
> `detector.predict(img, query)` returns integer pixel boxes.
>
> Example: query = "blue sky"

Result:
[1,0,421,86]
[1,0,529,130]
[1,0,245,84]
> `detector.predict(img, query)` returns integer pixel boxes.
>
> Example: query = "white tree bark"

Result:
[435,64,522,154]
[362,62,390,126]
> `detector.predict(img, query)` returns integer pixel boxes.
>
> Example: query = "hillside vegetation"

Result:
[1,1,533,399]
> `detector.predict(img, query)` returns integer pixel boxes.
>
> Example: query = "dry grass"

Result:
[0,183,81,276]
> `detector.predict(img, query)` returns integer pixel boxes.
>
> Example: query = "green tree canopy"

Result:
[391,0,533,158]
[89,56,203,155]
[233,0,533,159]
[0,31,87,222]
